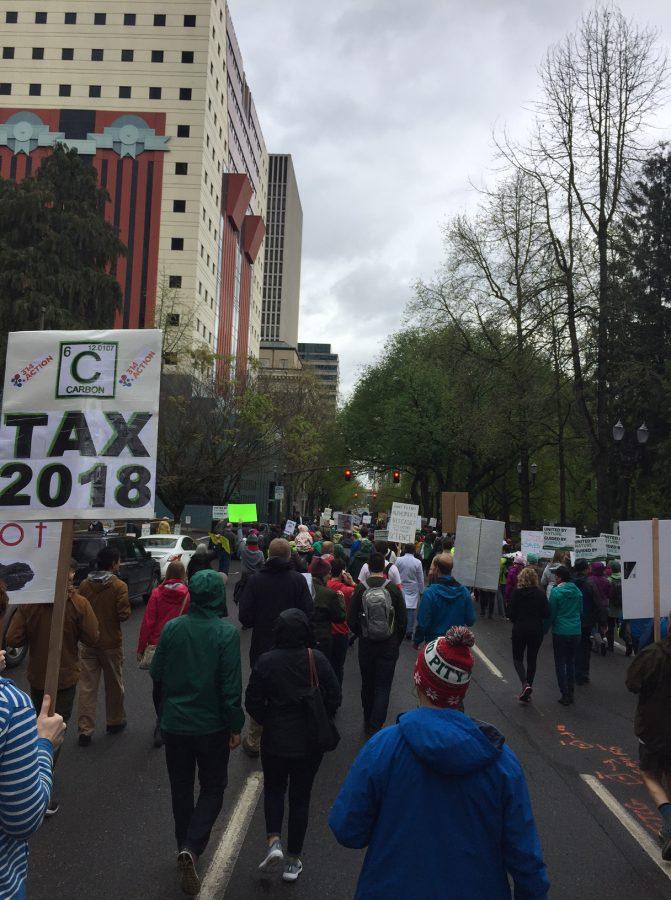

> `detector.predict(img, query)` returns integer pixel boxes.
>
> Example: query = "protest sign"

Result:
[416,516,423,530]
[352,513,362,527]
[322,508,332,519]
[212,505,228,521]
[374,529,389,542]
[0,520,63,606]
[141,522,151,537]
[521,530,544,559]
[0,329,162,519]
[452,515,505,591]
[621,519,671,637]
[441,492,469,533]
[600,533,621,561]
[542,526,576,556]
[429,517,437,528]
[334,512,353,531]
[173,523,181,536]
[574,536,607,562]
[228,503,257,523]
[387,502,420,545]
[362,514,372,525]
[284,519,297,536]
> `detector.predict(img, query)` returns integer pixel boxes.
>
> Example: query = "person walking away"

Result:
[358,541,402,587]
[327,559,356,685]
[572,558,600,685]
[77,546,130,745]
[413,553,475,647]
[151,569,244,896]
[607,561,630,654]
[234,532,265,605]
[626,615,671,860]
[420,533,435,574]
[395,544,424,640]
[158,517,172,535]
[508,566,550,703]
[6,563,99,812]
[349,527,368,560]
[187,543,219,580]
[347,535,373,581]
[308,557,346,664]
[547,566,583,705]
[504,552,526,612]
[329,626,550,900]
[294,524,314,565]
[238,539,314,757]
[497,551,510,617]
[137,561,190,748]
[540,550,568,597]
[340,531,354,560]
[312,531,324,556]
[589,561,611,656]
[246,609,341,883]
[348,553,407,736]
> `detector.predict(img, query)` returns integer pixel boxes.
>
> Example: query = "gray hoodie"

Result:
[240,544,265,576]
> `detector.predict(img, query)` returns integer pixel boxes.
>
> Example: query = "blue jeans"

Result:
[217,549,231,574]
[553,634,579,697]
[405,607,417,638]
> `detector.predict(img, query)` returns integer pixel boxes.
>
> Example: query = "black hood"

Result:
[273,608,313,648]
[263,556,295,574]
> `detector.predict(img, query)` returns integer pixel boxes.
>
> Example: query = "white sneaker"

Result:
[282,857,303,882]
[259,839,284,871]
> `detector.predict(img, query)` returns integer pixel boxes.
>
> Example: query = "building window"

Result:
[119,86,131,99]
[32,48,44,59]
[169,275,182,289]
[163,352,177,366]
[94,13,106,25]
[181,51,194,63]
[124,13,136,25]
[151,50,164,63]
[5,12,17,24]
[177,124,190,138]
[167,313,181,326]
[184,15,196,27]
[171,238,184,251]
[149,87,162,100]
[64,12,76,24]
[173,200,186,212]
[121,49,134,62]
[179,88,192,101]
[154,14,166,26]
[29,84,41,96]
[35,12,47,24]
[59,84,71,97]
[62,48,74,61]
[0,84,10,95]
[175,163,188,175]
[91,49,104,61]
[89,85,101,98]
[2,48,14,59]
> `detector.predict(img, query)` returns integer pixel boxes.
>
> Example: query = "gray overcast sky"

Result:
[228,0,671,395]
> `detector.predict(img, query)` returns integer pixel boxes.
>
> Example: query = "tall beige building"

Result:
[0,0,267,374]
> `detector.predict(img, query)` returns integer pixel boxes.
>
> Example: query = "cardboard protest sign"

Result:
[441,492,469,533]
[521,530,544,559]
[334,512,353,531]
[600,533,621,561]
[0,520,62,605]
[574,536,607,562]
[452,515,505,591]
[542,526,576,556]
[0,329,162,519]
[284,519,297,536]
[388,502,420,545]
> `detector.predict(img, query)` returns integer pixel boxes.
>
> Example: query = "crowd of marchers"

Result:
[1,515,670,899]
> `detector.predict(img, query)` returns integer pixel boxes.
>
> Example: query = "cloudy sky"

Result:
[229,0,671,395]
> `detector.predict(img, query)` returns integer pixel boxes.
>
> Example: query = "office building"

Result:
[0,1,267,376]
[297,342,339,403]
[262,154,302,346]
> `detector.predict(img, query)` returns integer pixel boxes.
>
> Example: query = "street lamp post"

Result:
[613,420,649,518]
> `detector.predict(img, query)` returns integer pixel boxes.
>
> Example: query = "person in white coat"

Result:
[395,544,425,640]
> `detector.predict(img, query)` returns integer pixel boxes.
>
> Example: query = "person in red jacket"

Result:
[137,561,190,747]
[327,558,357,686]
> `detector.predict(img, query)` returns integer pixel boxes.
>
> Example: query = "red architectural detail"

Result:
[242,215,265,264]
[235,258,252,380]
[222,173,252,230]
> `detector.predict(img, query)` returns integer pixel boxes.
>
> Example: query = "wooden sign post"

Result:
[652,517,661,644]
[43,520,74,715]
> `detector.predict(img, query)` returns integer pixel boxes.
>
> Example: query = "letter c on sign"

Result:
[71,350,101,384]
[0,522,24,547]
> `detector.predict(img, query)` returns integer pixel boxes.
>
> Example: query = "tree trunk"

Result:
[519,447,531,529]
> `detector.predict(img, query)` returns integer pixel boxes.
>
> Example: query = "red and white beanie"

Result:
[413,626,475,708]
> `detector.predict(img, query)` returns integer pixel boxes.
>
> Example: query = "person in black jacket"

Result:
[508,566,550,703]
[572,558,599,685]
[239,539,314,758]
[246,609,341,884]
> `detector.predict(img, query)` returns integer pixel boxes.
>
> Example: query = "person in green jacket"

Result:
[151,569,245,897]
[546,565,583,706]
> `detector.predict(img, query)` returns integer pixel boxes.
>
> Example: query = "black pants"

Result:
[575,625,593,681]
[315,636,332,665]
[163,730,231,857]
[511,630,543,686]
[553,634,580,697]
[152,680,162,718]
[330,633,348,686]
[262,751,323,856]
[358,639,399,731]
[478,590,496,618]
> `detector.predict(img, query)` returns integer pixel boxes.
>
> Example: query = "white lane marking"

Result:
[581,774,671,880]
[199,771,264,899]
[473,645,506,681]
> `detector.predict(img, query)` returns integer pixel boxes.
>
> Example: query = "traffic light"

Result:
[344,468,352,482]
[393,470,400,484]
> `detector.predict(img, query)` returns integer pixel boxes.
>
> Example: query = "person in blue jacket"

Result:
[329,625,549,900]
[413,552,475,647]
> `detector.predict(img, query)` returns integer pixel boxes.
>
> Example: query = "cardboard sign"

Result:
[334,512,353,532]
[542,526,576,556]
[441,492,469,533]
[141,522,151,537]
[600,533,621,561]
[574,536,607,562]
[521,530,544,558]
[362,514,372,525]
[429,517,437,528]
[452,515,505,591]
[0,329,162,519]
[227,503,257,523]
[284,519,297,536]
[388,502,420,545]
[374,529,389,542]
[1,520,63,606]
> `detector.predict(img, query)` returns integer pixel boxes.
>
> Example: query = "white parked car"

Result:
[138,535,199,578]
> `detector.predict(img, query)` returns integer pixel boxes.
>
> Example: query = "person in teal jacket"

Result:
[151,569,244,897]
[546,565,583,706]
[413,553,475,647]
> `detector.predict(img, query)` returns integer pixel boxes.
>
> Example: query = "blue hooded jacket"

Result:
[413,575,475,645]
[329,708,549,900]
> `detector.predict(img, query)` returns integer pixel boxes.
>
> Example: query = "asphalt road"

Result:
[7,567,670,899]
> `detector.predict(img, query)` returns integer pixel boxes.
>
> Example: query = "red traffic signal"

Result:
[393,470,400,484]
[344,468,352,482]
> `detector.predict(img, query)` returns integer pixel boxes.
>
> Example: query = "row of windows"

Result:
[0,83,193,100]
[2,47,196,63]
[5,12,197,27]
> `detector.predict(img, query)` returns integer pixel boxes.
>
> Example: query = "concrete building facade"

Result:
[297,342,339,403]
[262,153,302,346]
[0,0,267,375]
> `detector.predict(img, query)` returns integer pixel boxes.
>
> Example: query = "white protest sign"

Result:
[452,515,505,591]
[185,516,191,525]
[600,533,621,560]
[429,517,437,528]
[621,520,655,619]
[0,329,162,519]
[362,514,372,525]
[0,520,62,606]
[352,513,362,527]
[521,530,544,558]
[284,519,297,536]
[374,529,389,542]
[574,536,607,562]
[141,522,151,537]
[542,526,576,557]
[416,516,423,531]
[388,502,419,545]
[334,512,353,531]
[212,505,228,520]
[322,508,332,519]
[173,523,181,536]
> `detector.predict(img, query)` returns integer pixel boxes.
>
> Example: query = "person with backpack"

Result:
[327,559,357,686]
[358,541,402,587]
[347,553,407,736]
[245,609,341,883]
[308,557,346,664]
[588,560,611,657]
[413,553,475,648]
